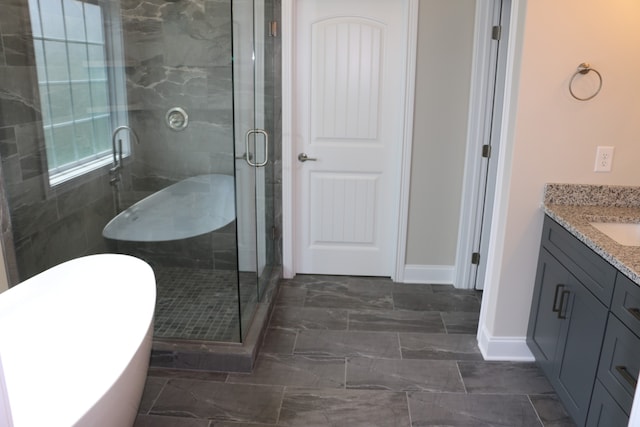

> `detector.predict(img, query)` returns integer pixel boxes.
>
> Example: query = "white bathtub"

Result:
[0,254,156,427]
[103,173,236,242]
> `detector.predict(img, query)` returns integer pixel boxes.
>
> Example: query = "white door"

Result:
[294,0,409,276]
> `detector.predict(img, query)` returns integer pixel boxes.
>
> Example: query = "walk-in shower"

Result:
[0,0,281,363]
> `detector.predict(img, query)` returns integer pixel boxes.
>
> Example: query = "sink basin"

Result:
[590,222,640,246]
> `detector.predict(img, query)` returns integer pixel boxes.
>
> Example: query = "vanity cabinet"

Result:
[528,215,632,426]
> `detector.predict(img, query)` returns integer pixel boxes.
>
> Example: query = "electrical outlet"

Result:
[594,146,614,172]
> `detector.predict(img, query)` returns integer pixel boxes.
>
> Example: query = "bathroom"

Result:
[3,0,640,424]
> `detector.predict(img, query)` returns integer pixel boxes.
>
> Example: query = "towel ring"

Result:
[569,63,602,101]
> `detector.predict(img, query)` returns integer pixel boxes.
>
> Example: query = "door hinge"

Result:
[491,25,502,41]
[269,21,278,37]
[482,144,491,158]
[471,252,481,265]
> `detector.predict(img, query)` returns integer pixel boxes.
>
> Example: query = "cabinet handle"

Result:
[627,307,640,322]
[615,365,638,389]
[557,290,570,319]
[552,284,565,313]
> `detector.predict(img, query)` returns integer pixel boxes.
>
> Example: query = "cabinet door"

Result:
[586,380,629,427]
[527,248,570,378]
[555,274,608,426]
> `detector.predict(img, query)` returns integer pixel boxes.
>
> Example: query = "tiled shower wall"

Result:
[0,0,114,283]
[120,0,236,195]
[0,0,283,284]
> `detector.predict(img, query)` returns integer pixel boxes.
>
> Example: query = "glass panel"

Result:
[27,0,42,38]
[44,40,70,81]
[93,116,111,153]
[51,125,76,166]
[62,0,87,42]
[71,82,92,118]
[48,83,73,123]
[39,0,66,39]
[3,0,277,354]
[233,0,260,341]
[90,81,109,114]
[84,3,104,43]
[74,120,95,159]
[68,43,90,81]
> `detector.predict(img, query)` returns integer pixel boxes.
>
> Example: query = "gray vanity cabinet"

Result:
[528,216,616,426]
[528,247,608,425]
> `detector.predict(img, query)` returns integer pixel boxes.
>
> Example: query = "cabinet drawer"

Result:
[597,313,640,414]
[612,273,640,337]
[586,380,629,427]
[542,216,616,305]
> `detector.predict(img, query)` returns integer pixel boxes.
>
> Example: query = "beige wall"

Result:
[485,0,640,340]
[406,0,477,266]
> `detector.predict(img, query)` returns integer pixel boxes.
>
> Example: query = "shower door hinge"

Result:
[492,25,502,41]
[482,144,492,158]
[471,252,481,265]
[269,21,278,37]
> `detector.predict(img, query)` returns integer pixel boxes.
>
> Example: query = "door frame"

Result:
[281,0,420,280]
[455,0,509,290]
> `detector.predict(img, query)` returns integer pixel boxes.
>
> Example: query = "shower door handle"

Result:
[245,129,269,167]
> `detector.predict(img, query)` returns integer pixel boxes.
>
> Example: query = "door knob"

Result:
[298,153,317,162]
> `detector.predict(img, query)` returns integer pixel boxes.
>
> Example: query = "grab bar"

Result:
[244,129,269,168]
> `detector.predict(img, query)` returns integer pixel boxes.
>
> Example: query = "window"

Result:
[28,0,128,186]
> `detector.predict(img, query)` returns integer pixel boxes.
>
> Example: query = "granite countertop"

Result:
[543,184,640,286]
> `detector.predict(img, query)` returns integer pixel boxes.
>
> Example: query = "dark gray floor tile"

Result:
[529,395,577,427]
[149,379,283,423]
[408,392,543,427]
[227,354,345,388]
[294,330,401,358]
[348,309,445,333]
[147,367,228,382]
[210,423,277,427]
[279,388,410,426]
[260,328,297,355]
[270,306,348,330]
[458,361,554,395]
[138,377,167,414]
[393,291,481,312]
[346,358,464,392]
[390,283,434,293]
[134,414,210,427]
[399,333,483,360]
[441,311,480,334]
[275,286,307,306]
[304,282,394,310]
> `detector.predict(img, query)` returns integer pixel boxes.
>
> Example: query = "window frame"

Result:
[29,0,130,188]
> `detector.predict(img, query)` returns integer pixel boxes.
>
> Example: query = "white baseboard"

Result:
[477,324,535,361]
[402,265,455,285]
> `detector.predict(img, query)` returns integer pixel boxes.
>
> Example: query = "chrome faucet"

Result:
[110,125,139,184]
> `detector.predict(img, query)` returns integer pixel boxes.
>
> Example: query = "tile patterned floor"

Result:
[153,268,258,342]
[135,275,577,427]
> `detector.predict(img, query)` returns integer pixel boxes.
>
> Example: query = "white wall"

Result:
[406,0,476,270]
[482,0,640,353]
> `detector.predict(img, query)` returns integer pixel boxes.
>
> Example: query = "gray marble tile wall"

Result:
[119,0,236,193]
[0,0,114,283]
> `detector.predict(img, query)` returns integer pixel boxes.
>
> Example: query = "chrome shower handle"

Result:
[245,129,269,167]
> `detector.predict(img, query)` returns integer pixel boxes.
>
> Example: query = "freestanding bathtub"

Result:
[103,173,236,242]
[0,254,156,427]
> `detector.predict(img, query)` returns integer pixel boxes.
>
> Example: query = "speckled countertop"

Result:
[543,184,640,286]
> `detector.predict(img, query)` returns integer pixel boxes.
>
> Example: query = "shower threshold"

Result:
[149,266,281,373]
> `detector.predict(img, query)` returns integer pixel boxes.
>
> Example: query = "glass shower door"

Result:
[233,0,272,339]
